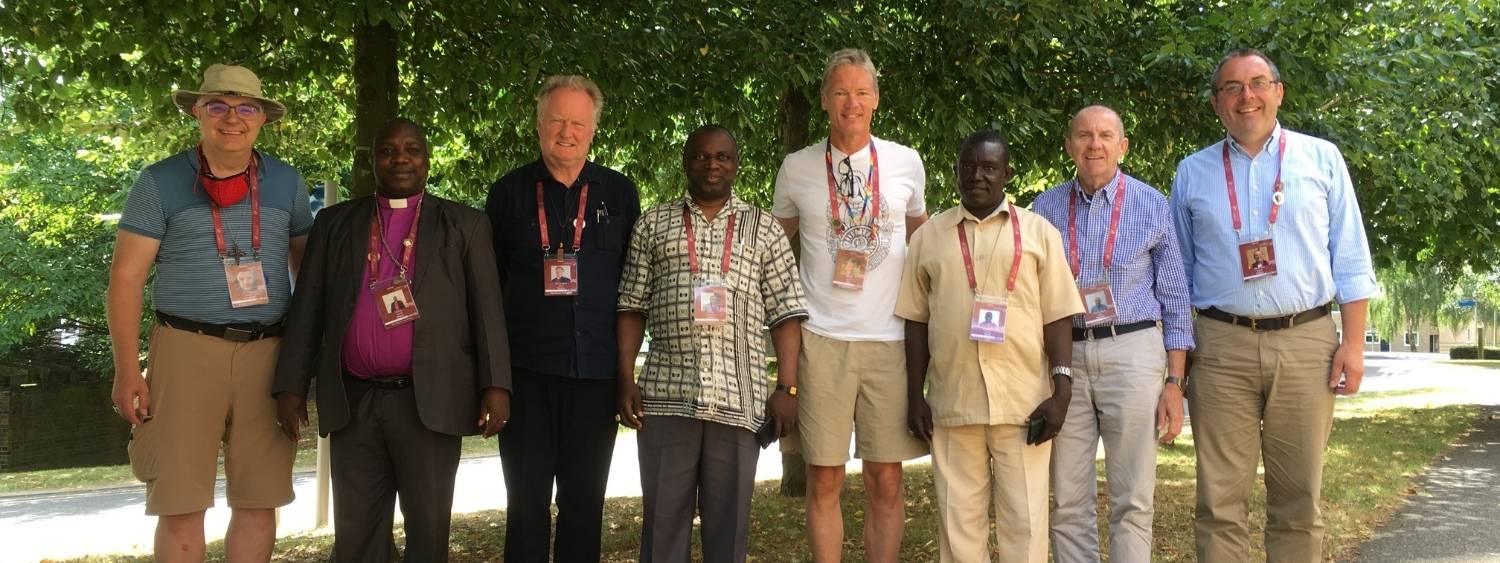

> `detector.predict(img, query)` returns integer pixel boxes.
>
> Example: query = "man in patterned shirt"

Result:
[617,125,807,563]
[1031,105,1192,563]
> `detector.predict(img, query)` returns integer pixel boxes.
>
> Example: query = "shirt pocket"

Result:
[592,212,628,252]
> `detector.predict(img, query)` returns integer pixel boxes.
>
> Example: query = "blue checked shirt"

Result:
[1033,171,1194,351]
[1169,124,1378,317]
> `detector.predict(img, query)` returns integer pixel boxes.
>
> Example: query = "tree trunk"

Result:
[351,19,400,199]
[777,84,811,498]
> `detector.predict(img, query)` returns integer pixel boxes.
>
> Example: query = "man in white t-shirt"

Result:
[772,47,929,563]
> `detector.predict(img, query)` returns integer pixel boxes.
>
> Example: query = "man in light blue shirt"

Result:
[1170,48,1378,562]
[1034,105,1192,563]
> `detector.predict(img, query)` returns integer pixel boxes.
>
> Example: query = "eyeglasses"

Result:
[198,100,264,119]
[1216,78,1280,96]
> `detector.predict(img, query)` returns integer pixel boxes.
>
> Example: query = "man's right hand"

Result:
[907,394,935,442]
[110,371,150,426]
[617,379,645,429]
[276,393,309,442]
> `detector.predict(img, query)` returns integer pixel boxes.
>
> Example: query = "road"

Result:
[1,352,1486,562]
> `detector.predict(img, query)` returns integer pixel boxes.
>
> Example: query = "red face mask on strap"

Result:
[197,147,251,207]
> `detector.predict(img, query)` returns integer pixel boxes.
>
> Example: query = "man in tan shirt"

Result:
[898,130,1083,562]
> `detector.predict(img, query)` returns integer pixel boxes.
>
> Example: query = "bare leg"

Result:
[155,511,206,563]
[224,507,277,562]
[806,464,847,562]
[862,462,905,563]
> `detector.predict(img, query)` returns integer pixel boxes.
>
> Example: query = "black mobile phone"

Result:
[756,418,778,449]
[1026,416,1046,445]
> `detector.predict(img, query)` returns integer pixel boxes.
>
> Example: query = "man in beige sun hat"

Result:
[109,63,311,561]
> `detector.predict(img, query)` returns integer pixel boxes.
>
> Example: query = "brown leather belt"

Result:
[1197,304,1331,332]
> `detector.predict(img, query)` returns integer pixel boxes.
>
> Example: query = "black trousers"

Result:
[330,380,462,563]
[498,370,618,563]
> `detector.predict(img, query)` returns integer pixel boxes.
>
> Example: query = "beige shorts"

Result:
[783,328,929,465]
[128,324,295,516]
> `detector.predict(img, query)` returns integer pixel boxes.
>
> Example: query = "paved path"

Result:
[1354,405,1500,563]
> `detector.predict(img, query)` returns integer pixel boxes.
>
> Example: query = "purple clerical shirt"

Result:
[342,193,422,378]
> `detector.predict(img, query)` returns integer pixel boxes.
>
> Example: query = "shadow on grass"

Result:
[62,404,1479,562]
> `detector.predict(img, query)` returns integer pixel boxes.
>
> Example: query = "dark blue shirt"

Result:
[485,159,640,380]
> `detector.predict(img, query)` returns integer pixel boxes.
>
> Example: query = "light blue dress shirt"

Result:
[1033,171,1194,350]
[1169,124,1379,317]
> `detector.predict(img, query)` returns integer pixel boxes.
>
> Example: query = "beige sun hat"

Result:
[171,64,287,123]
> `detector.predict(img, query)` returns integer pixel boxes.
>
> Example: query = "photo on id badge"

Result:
[544,256,579,295]
[969,298,1006,343]
[832,248,868,290]
[1239,239,1276,281]
[693,280,728,325]
[1080,284,1117,326]
[224,261,269,308]
[375,278,420,328]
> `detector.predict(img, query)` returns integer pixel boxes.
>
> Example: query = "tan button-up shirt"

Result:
[896,202,1082,427]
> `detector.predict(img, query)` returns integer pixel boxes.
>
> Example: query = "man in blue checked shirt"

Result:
[1032,105,1192,563]
[1170,48,1378,562]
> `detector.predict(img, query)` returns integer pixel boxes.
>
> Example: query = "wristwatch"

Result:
[775,383,798,397]
[1049,366,1073,382]
[1164,375,1183,388]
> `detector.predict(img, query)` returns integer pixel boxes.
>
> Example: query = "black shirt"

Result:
[485,159,640,380]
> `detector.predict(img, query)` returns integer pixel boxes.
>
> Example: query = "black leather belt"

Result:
[1073,320,1158,341]
[344,373,413,390]
[1197,304,1331,332]
[155,311,281,342]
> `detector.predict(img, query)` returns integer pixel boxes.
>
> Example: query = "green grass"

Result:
[0,435,502,495]
[60,398,1481,562]
[1436,359,1500,370]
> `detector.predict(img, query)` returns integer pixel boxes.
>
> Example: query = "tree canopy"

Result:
[2,0,1498,364]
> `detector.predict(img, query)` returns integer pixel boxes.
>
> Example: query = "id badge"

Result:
[1239,238,1277,281]
[692,278,729,325]
[1079,283,1118,327]
[544,254,580,296]
[832,248,868,290]
[374,277,420,328]
[224,259,269,308]
[969,295,1007,343]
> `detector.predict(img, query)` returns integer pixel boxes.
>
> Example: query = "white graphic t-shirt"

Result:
[772,136,927,341]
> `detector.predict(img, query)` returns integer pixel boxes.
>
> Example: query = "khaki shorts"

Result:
[128,325,295,516]
[783,328,929,465]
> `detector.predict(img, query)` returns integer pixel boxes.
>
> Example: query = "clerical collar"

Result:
[378,192,424,209]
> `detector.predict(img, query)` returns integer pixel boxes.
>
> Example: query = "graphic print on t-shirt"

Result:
[825,161,892,271]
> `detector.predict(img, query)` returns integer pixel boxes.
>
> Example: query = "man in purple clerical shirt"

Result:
[273,119,512,563]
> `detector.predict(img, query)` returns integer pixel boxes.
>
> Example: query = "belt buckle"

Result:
[1085,328,1097,342]
[223,326,253,342]
[1248,317,1264,332]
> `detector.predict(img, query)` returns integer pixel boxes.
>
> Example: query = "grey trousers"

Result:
[1049,328,1166,563]
[637,415,760,563]
[330,382,462,563]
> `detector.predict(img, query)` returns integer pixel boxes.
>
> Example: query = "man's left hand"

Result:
[1329,343,1365,395]
[767,389,798,438]
[477,387,511,438]
[1156,383,1185,443]
[1026,392,1069,444]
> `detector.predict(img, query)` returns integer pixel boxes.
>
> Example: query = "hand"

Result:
[477,387,511,438]
[907,394,934,442]
[1329,343,1365,395]
[1156,382,1185,443]
[1026,390,1070,445]
[275,393,308,442]
[111,370,151,426]
[617,379,645,429]
[767,389,798,438]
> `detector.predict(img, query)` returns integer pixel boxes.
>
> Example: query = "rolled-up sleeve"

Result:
[1151,205,1195,350]
[1324,146,1380,304]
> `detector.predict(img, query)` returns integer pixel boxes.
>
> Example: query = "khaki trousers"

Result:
[1050,328,1166,563]
[931,424,1050,563]
[1188,314,1337,562]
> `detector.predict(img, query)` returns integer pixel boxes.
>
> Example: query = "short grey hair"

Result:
[821,48,879,95]
[535,75,603,125]
[1211,48,1282,89]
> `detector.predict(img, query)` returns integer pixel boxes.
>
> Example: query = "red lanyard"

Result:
[366,200,422,286]
[823,140,880,233]
[1066,173,1127,278]
[683,203,736,276]
[535,181,590,254]
[957,203,1021,295]
[1222,133,1287,232]
[206,153,261,260]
